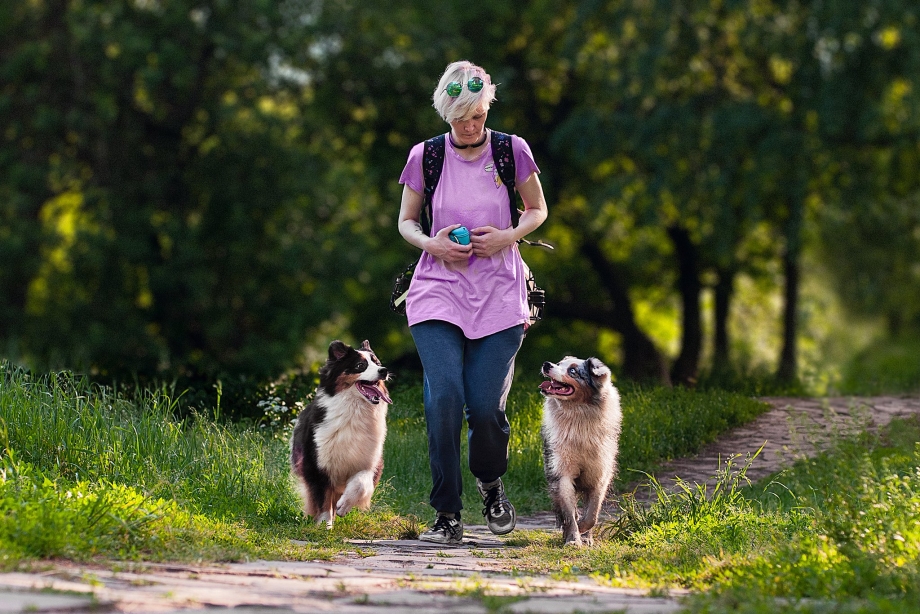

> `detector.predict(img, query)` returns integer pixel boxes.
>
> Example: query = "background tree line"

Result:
[2,0,919,412]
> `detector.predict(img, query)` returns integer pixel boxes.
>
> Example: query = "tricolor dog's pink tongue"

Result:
[357,381,391,404]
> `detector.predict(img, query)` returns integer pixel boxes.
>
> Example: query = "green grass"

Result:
[495,412,920,613]
[0,361,769,564]
[379,379,769,518]
[837,334,920,395]
[3,359,920,612]
[691,416,920,613]
[0,363,418,565]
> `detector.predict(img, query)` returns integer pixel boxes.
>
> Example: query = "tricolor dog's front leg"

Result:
[315,487,336,529]
[336,470,375,517]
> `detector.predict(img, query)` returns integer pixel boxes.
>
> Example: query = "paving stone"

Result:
[0,589,101,613]
[506,595,681,613]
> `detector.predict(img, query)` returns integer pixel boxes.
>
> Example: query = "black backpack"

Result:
[390,131,549,322]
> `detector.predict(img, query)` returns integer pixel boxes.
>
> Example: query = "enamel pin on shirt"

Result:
[484,163,502,188]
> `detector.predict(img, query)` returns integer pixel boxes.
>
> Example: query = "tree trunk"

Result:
[575,238,671,385]
[777,191,803,384]
[667,225,702,386]
[776,249,799,382]
[712,267,734,373]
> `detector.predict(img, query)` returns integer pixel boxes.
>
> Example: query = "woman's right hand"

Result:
[424,224,473,263]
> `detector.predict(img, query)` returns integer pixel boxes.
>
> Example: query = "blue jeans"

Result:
[410,320,525,514]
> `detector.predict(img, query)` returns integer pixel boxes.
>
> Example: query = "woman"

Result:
[397,60,548,544]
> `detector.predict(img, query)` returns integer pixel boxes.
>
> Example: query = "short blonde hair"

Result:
[432,60,497,124]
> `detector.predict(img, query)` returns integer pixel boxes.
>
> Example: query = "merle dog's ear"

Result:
[586,358,610,383]
[328,340,350,361]
[360,340,372,352]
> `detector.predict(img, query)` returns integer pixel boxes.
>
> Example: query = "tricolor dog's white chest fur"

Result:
[313,387,387,485]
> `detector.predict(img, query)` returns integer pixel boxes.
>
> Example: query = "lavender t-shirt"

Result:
[398,132,540,339]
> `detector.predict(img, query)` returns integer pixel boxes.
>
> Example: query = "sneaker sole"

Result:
[418,535,463,545]
[488,521,516,536]
[486,502,517,535]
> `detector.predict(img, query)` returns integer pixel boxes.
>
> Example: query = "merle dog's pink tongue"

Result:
[539,380,575,396]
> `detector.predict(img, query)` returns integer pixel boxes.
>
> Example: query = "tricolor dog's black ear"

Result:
[585,358,611,385]
[328,340,351,361]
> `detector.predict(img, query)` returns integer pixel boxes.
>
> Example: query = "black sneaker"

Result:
[478,478,516,535]
[419,513,463,545]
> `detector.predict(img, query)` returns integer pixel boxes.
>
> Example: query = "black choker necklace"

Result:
[449,131,488,149]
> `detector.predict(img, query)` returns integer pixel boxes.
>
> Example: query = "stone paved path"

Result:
[1,396,917,614]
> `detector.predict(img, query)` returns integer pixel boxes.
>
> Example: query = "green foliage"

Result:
[0,0,337,383]
[3,0,920,387]
[604,447,766,541]
[696,367,810,397]
[821,196,920,334]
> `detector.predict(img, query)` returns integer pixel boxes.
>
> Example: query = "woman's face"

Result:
[449,106,488,146]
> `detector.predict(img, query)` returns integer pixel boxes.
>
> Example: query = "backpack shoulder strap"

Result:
[490,131,519,227]
[491,131,554,250]
[421,134,446,237]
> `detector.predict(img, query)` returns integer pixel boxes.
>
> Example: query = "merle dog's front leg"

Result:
[549,476,582,547]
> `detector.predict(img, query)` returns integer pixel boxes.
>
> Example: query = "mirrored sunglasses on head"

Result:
[445,76,484,97]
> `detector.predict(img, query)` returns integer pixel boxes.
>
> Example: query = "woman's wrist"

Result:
[419,235,433,253]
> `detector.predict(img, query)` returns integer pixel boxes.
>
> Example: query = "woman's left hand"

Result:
[469,226,515,258]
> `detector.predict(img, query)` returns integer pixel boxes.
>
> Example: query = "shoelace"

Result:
[433,515,457,531]
[482,487,507,518]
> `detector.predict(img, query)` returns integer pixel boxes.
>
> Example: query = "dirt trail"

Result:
[2,396,917,614]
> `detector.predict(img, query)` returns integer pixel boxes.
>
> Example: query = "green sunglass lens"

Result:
[446,82,462,97]
[468,77,484,92]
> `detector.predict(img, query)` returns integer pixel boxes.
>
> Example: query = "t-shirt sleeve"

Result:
[511,135,540,186]
[398,142,425,195]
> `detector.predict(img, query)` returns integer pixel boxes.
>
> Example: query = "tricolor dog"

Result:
[539,356,622,546]
[290,340,390,528]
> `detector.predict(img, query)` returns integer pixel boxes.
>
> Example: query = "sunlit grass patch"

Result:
[491,452,805,591]
[700,418,920,609]
[687,416,920,612]
[0,364,300,525]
